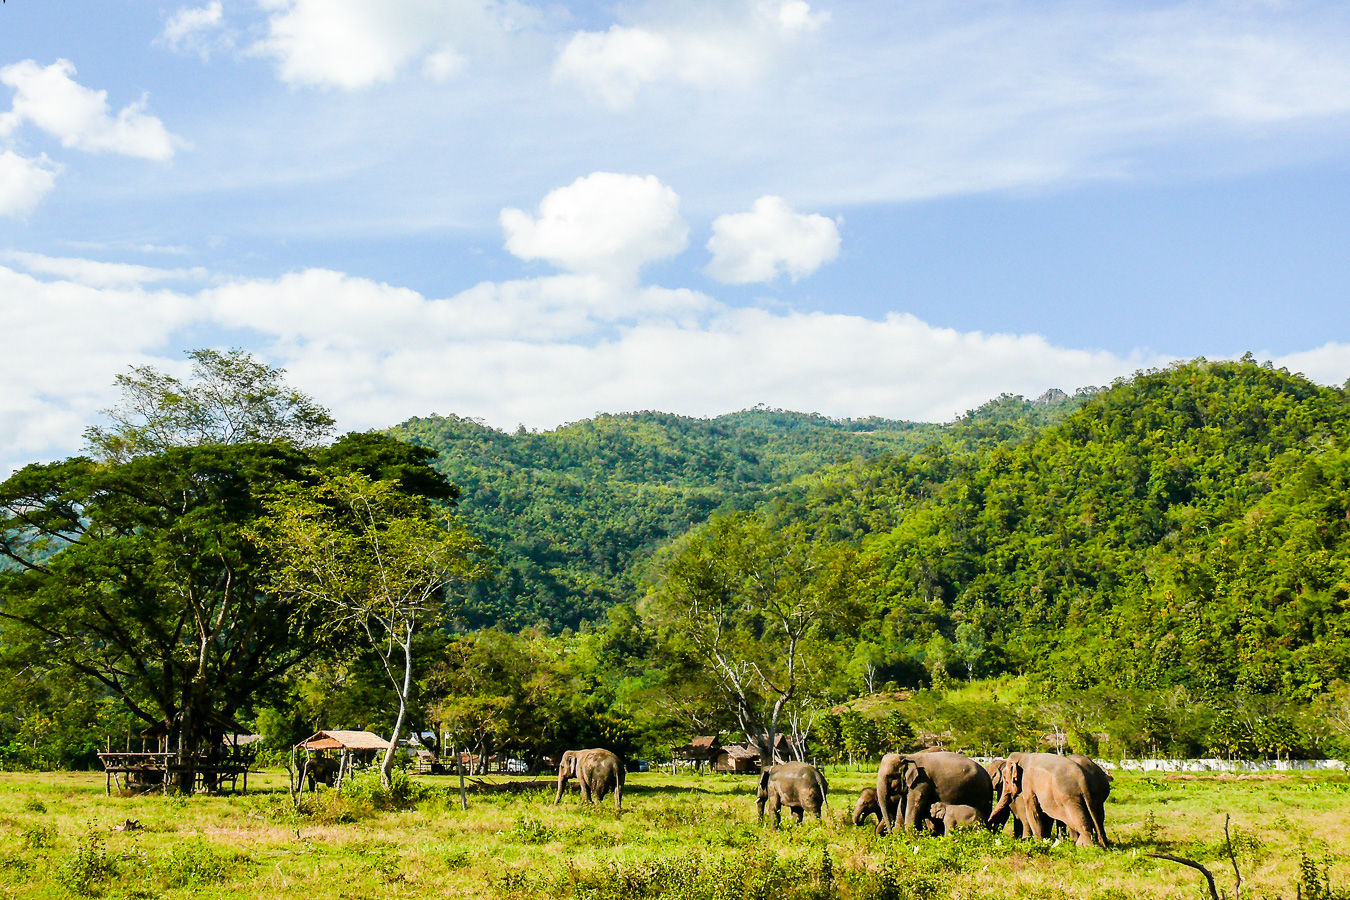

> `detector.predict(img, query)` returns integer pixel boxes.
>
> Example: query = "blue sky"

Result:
[2,0,1350,472]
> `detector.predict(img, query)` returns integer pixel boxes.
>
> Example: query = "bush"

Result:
[160,840,233,888]
[57,832,118,897]
[339,767,425,810]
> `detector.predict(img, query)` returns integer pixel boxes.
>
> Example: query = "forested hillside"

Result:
[771,358,1350,701]
[388,409,948,628]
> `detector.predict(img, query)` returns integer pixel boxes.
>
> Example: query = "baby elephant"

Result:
[852,787,897,834]
[757,761,829,830]
[927,801,985,835]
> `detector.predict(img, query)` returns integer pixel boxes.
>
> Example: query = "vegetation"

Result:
[0,768,1348,898]
[389,408,947,629]
[5,353,1350,776]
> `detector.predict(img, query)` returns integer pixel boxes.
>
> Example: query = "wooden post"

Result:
[458,746,468,811]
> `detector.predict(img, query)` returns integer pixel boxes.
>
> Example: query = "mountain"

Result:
[776,359,1350,697]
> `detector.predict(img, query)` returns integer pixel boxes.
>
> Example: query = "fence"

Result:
[1097,758,1345,772]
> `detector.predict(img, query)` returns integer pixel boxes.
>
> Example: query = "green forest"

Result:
[3,352,1350,772]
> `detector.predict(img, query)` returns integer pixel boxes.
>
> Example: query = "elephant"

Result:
[990,752,1107,848]
[757,761,828,830]
[1067,754,1112,847]
[553,748,625,811]
[876,750,992,833]
[851,787,898,833]
[927,801,985,834]
[985,757,1044,838]
[303,756,340,791]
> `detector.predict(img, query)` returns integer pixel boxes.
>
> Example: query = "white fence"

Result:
[1097,758,1345,772]
[970,756,1346,772]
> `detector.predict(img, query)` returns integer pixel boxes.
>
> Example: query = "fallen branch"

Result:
[1148,854,1221,900]
[1148,813,1240,900]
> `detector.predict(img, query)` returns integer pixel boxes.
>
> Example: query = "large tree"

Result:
[0,351,451,791]
[641,513,858,764]
[0,444,320,788]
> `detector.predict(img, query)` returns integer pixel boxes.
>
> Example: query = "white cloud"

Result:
[553,26,675,109]
[253,0,531,89]
[159,2,230,59]
[1271,342,1350,387]
[706,195,839,284]
[500,173,689,283]
[422,46,466,83]
[553,1,827,109]
[0,150,60,217]
[0,60,180,160]
[11,250,1350,477]
[0,265,196,474]
[5,252,208,288]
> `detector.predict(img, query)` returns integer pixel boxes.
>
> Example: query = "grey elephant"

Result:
[757,761,828,829]
[876,750,992,833]
[1067,754,1112,847]
[851,786,898,833]
[303,756,339,791]
[553,748,625,811]
[990,752,1107,848]
[985,757,1044,838]
[927,801,985,834]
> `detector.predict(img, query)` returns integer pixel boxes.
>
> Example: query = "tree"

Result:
[85,348,334,462]
[0,444,323,790]
[642,513,857,765]
[259,472,490,786]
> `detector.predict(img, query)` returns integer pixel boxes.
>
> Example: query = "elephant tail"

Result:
[1085,795,1109,848]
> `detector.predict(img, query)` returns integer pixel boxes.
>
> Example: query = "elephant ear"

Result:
[903,764,926,790]
[1002,761,1023,795]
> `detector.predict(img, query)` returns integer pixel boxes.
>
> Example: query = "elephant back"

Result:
[909,750,993,817]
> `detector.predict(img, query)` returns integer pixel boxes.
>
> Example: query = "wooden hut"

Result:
[712,743,760,774]
[293,730,391,791]
[672,735,721,771]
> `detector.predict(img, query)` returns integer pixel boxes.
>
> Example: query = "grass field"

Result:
[0,766,1347,898]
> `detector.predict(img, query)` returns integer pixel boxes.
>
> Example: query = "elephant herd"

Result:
[854,749,1111,847]
[551,746,1110,849]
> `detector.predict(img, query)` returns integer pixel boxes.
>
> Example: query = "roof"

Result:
[296,730,392,751]
[690,735,720,749]
[718,744,759,761]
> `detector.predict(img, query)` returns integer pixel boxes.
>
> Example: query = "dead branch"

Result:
[1148,854,1222,900]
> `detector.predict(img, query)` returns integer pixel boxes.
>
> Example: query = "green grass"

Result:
[0,767,1347,898]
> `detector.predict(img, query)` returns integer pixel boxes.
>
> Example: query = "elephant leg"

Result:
[792,807,804,825]
[768,795,782,830]
[1025,795,1050,840]
[614,780,623,812]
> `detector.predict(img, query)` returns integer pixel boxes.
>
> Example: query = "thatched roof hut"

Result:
[295,730,391,752]
[713,743,760,774]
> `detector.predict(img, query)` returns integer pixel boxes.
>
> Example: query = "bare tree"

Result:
[260,472,489,786]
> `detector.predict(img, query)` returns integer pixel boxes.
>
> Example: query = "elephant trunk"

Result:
[876,764,895,832]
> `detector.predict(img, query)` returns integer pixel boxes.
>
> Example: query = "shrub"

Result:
[56,831,117,897]
[160,840,232,888]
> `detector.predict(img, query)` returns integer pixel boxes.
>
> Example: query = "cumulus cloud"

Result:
[12,247,1350,477]
[0,150,61,217]
[0,265,196,473]
[0,60,180,160]
[159,2,231,59]
[1271,342,1350,388]
[553,0,828,109]
[706,195,839,284]
[253,0,532,89]
[500,173,689,283]
[4,252,208,288]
